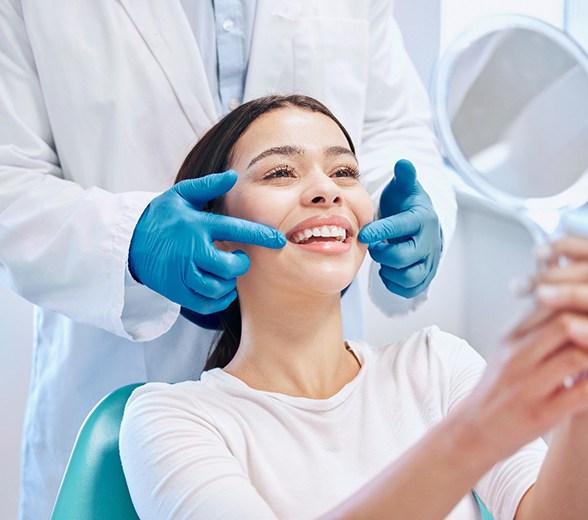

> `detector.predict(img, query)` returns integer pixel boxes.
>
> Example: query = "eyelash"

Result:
[262,164,361,180]
[263,165,295,179]
[333,165,361,179]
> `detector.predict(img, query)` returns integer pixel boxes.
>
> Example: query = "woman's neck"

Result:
[223,289,360,399]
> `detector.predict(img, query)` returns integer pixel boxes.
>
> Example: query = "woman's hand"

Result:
[513,237,588,389]
[457,237,588,462]
[533,237,588,314]
[507,237,588,520]
[460,311,588,462]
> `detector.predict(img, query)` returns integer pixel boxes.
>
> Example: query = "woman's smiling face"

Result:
[222,106,373,296]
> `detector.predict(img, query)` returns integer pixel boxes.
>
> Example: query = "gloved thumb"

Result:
[173,170,238,209]
[389,159,417,195]
[380,160,418,218]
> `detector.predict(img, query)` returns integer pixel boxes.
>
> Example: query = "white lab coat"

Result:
[0,1,456,518]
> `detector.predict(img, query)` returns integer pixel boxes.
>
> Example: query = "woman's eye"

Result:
[264,168,294,179]
[332,167,360,179]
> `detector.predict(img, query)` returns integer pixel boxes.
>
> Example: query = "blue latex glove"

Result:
[129,170,286,314]
[358,159,442,299]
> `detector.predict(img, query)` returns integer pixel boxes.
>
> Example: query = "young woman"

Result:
[119,95,588,519]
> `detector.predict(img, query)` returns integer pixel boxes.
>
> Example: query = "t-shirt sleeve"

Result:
[119,383,279,520]
[427,327,547,520]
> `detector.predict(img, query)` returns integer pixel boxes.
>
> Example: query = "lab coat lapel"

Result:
[119,0,218,132]
[244,0,302,100]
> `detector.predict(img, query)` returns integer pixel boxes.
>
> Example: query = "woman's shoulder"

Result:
[127,379,206,403]
[352,327,487,412]
[353,325,485,375]
[123,377,224,426]
[356,325,472,355]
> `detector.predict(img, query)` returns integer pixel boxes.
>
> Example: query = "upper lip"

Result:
[285,214,354,241]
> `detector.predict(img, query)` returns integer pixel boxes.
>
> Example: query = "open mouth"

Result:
[290,225,348,245]
[285,215,354,251]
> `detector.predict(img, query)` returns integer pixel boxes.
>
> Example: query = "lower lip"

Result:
[289,240,352,254]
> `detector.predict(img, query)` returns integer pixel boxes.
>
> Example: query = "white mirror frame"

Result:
[431,14,588,216]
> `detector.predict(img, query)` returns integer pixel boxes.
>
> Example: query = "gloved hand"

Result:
[358,159,442,299]
[129,170,286,314]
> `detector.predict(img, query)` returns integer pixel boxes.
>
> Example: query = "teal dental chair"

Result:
[50,382,494,520]
[50,383,143,520]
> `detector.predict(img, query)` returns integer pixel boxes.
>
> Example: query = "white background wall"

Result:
[0,0,576,518]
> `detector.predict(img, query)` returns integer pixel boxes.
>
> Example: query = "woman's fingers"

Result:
[509,237,588,335]
[510,238,588,298]
[504,313,588,369]
[534,237,588,312]
[524,346,588,401]
[507,305,556,340]
[511,347,588,433]
[534,262,588,285]
[542,236,588,262]
[469,344,588,456]
[503,312,588,362]
[478,338,588,446]
[480,237,588,445]
[535,283,588,314]
[536,377,588,427]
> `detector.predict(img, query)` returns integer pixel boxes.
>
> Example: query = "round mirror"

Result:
[432,15,588,240]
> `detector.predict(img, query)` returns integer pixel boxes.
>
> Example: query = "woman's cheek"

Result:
[356,193,375,229]
[226,189,287,229]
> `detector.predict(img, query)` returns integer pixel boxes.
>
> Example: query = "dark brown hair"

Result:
[175,94,355,370]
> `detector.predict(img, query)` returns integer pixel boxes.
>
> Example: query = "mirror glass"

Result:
[432,16,588,238]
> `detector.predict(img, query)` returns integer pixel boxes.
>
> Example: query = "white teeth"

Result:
[291,225,347,244]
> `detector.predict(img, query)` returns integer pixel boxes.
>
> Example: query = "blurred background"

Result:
[1,0,586,517]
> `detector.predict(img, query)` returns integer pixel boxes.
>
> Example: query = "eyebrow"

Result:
[247,145,355,169]
[324,146,356,159]
[248,145,305,168]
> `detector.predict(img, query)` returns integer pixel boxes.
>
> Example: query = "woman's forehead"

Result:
[231,107,352,165]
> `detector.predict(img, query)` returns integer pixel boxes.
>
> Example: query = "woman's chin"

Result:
[291,271,357,297]
[247,267,355,296]
[242,247,363,297]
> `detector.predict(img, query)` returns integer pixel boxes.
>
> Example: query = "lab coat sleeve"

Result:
[119,383,279,520]
[360,0,457,315]
[0,1,179,340]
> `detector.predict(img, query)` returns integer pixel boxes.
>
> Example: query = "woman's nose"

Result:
[303,175,343,207]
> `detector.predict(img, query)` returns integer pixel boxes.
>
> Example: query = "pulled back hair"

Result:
[175,95,355,370]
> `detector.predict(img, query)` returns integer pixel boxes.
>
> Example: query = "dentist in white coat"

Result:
[0,1,456,518]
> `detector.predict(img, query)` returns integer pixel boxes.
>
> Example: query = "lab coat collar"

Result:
[118,0,218,131]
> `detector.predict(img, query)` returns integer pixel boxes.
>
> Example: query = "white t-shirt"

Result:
[120,327,547,520]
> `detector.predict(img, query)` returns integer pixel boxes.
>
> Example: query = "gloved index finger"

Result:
[173,170,238,209]
[210,214,287,249]
[358,211,421,244]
